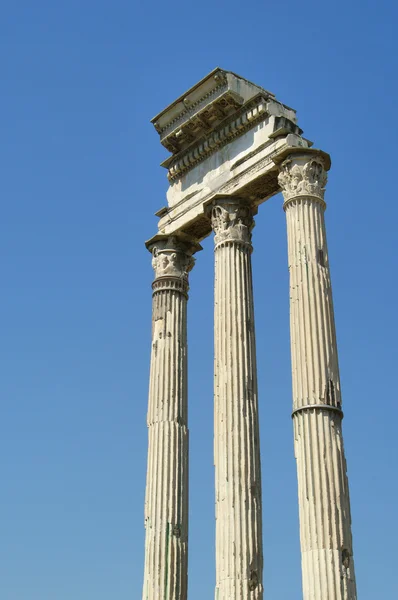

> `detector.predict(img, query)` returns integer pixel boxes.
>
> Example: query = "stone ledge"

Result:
[151,68,289,157]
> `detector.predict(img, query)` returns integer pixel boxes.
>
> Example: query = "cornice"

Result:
[151,67,224,125]
[165,96,269,181]
[153,72,228,137]
[151,68,278,156]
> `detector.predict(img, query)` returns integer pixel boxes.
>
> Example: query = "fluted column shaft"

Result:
[278,153,357,600]
[211,199,263,600]
[142,237,197,600]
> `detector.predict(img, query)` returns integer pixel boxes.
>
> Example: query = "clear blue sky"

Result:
[1,1,397,599]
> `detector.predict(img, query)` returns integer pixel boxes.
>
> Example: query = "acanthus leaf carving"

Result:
[278,155,328,202]
[151,237,195,280]
[211,200,254,245]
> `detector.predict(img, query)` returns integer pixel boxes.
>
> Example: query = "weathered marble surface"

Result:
[279,152,357,600]
[148,69,310,243]
[143,69,358,600]
[142,237,200,600]
[211,199,263,600]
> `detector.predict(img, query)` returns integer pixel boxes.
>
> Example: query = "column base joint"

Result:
[291,403,344,419]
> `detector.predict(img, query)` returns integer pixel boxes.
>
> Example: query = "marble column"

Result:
[211,198,263,600]
[278,153,357,600]
[142,236,198,600]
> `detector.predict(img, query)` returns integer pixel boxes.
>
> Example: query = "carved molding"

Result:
[153,71,228,137]
[151,277,188,297]
[167,97,268,181]
[211,200,254,246]
[278,154,327,203]
[151,237,195,281]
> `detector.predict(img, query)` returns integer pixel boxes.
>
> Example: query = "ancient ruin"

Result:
[142,69,357,600]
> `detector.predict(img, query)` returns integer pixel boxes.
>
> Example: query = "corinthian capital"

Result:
[211,198,255,245]
[278,153,328,203]
[150,236,196,280]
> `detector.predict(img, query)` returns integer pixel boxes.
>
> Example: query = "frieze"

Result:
[167,97,268,181]
[153,137,312,243]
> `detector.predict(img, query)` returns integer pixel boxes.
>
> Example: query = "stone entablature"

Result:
[148,69,316,245]
[164,96,269,181]
[162,96,302,182]
[151,68,280,154]
[143,69,358,600]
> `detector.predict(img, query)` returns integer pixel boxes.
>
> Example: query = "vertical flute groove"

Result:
[211,199,263,600]
[279,154,357,600]
[142,240,197,600]
[279,152,357,600]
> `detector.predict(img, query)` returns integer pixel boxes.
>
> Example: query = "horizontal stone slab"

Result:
[148,69,329,245]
